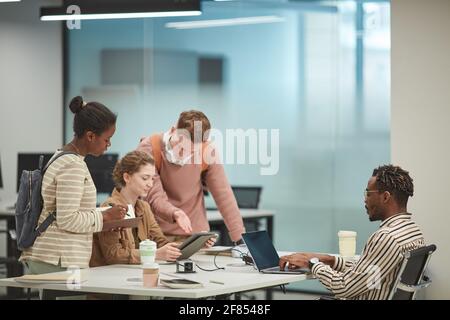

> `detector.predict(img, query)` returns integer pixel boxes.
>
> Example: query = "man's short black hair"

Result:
[372,165,414,208]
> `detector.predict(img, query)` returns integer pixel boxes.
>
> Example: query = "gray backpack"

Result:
[15,151,76,250]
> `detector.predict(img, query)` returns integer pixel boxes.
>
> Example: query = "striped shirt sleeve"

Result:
[332,256,356,272]
[55,159,103,233]
[312,231,403,299]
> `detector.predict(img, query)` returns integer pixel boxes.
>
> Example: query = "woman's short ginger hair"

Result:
[112,151,154,190]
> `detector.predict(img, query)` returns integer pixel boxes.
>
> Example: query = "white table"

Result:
[0,253,307,299]
[0,203,276,298]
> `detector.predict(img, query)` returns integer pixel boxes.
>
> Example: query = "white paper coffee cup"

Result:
[338,230,357,257]
[143,263,159,288]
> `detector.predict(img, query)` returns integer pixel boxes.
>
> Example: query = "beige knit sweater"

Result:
[20,151,103,269]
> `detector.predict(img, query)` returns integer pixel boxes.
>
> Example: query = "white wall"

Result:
[0,0,62,201]
[391,0,450,299]
[0,0,62,256]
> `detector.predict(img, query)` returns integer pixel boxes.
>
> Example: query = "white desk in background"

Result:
[0,201,22,298]
[0,253,307,299]
[0,207,276,247]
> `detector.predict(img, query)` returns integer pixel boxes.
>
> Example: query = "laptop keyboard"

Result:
[263,266,309,274]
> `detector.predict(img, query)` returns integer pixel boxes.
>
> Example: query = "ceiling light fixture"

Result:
[165,15,285,29]
[40,0,201,21]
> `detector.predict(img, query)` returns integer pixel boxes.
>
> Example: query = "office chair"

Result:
[388,244,437,300]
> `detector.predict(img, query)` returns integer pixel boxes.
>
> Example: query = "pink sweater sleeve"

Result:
[137,136,179,223]
[204,160,245,242]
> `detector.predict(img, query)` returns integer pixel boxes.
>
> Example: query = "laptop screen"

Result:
[242,231,280,271]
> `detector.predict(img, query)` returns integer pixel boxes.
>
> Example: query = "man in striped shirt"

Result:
[279,165,425,299]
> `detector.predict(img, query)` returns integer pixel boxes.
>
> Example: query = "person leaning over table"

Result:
[279,165,425,300]
[19,96,126,296]
[90,150,184,267]
[136,110,245,244]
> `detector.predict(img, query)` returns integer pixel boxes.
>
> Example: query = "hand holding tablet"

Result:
[177,232,219,260]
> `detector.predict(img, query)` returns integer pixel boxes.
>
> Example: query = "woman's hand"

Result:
[199,231,217,248]
[156,242,182,262]
[173,209,192,233]
[204,237,216,248]
[102,205,127,222]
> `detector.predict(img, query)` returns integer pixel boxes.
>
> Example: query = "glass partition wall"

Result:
[65,0,390,293]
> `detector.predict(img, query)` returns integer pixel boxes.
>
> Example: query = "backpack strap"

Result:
[38,155,45,171]
[35,151,78,235]
[201,142,209,172]
[149,134,210,173]
[150,134,163,173]
[42,151,78,174]
[35,212,57,236]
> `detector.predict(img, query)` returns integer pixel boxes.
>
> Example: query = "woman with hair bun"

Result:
[20,96,127,286]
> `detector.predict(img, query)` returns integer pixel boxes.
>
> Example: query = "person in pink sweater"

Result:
[137,110,245,243]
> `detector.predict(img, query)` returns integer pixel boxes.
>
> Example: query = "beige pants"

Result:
[23,260,85,300]
[23,259,66,275]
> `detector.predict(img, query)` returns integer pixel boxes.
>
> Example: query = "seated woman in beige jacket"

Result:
[90,150,181,267]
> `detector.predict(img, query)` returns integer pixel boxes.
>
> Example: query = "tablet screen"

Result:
[178,232,217,250]
[177,232,218,260]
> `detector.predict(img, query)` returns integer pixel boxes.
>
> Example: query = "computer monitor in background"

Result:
[84,153,118,194]
[231,186,263,209]
[17,153,54,192]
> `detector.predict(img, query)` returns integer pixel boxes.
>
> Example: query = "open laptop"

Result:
[242,231,308,275]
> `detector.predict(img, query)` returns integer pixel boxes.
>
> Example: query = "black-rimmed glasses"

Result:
[364,190,379,197]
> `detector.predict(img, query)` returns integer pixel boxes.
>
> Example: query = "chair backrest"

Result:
[388,244,437,300]
[231,186,263,209]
